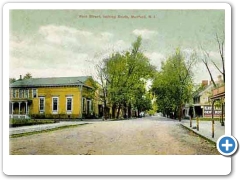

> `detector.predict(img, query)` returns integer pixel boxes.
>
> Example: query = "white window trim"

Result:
[87,99,92,112]
[52,97,59,114]
[15,89,18,98]
[82,98,86,112]
[39,97,45,113]
[11,89,14,98]
[66,97,73,114]
[19,89,24,98]
[24,89,29,98]
[32,88,38,98]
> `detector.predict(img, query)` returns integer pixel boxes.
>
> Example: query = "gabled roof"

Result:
[10,76,92,88]
[193,83,213,98]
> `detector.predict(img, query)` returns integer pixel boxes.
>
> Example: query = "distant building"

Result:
[9,76,101,119]
[183,75,224,118]
[210,81,225,125]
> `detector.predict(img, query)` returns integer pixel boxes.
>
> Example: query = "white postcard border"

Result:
[3,2,231,175]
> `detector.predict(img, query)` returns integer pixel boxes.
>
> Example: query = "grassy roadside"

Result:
[180,124,216,146]
[10,123,88,138]
[191,117,224,121]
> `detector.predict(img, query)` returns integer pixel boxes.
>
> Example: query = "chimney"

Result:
[20,75,22,80]
[202,80,208,87]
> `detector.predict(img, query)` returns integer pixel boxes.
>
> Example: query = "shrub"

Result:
[9,118,57,127]
[30,114,46,119]
[148,110,155,116]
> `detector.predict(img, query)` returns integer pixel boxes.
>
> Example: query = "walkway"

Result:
[180,119,225,143]
[9,120,101,135]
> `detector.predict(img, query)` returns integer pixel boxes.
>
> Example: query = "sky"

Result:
[9,9,225,84]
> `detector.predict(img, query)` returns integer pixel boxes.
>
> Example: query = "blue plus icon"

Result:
[217,135,238,156]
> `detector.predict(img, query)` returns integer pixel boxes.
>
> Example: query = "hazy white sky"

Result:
[9,9,225,83]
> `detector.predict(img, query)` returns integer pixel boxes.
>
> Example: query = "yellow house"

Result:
[9,76,101,119]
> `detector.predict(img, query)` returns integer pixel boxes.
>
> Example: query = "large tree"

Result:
[132,82,152,117]
[152,49,194,121]
[97,36,156,119]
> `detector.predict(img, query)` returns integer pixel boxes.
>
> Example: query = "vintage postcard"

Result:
[3,2,233,175]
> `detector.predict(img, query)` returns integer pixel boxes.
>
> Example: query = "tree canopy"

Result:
[152,49,194,121]
[23,73,32,79]
[97,36,156,119]
[9,78,16,84]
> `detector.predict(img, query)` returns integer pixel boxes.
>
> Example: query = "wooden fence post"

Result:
[190,116,192,128]
[212,120,214,138]
[197,116,199,131]
[212,100,215,138]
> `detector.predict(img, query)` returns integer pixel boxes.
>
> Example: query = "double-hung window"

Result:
[39,97,45,113]
[52,97,59,114]
[66,97,73,114]
[19,89,24,98]
[87,99,92,112]
[32,89,38,98]
[12,89,16,98]
[24,90,29,98]
[82,98,86,112]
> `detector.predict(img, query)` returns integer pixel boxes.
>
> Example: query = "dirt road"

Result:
[10,117,219,155]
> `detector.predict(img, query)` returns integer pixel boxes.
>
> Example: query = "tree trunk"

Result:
[104,100,107,120]
[178,103,182,121]
[123,102,127,119]
[112,103,116,119]
[116,105,121,119]
[128,103,132,118]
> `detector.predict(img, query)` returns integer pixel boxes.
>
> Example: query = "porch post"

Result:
[11,102,14,115]
[25,101,28,115]
[221,101,224,126]
[193,106,196,118]
[18,102,21,116]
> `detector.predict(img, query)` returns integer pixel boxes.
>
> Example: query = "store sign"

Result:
[204,105,222,117]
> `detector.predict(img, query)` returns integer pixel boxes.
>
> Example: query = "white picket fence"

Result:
[9,114,30,119]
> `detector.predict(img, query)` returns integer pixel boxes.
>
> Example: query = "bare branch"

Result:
[215,32,225,83]
[201,58,217,87]
[211,59,223,74]
[200,45,217,87]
